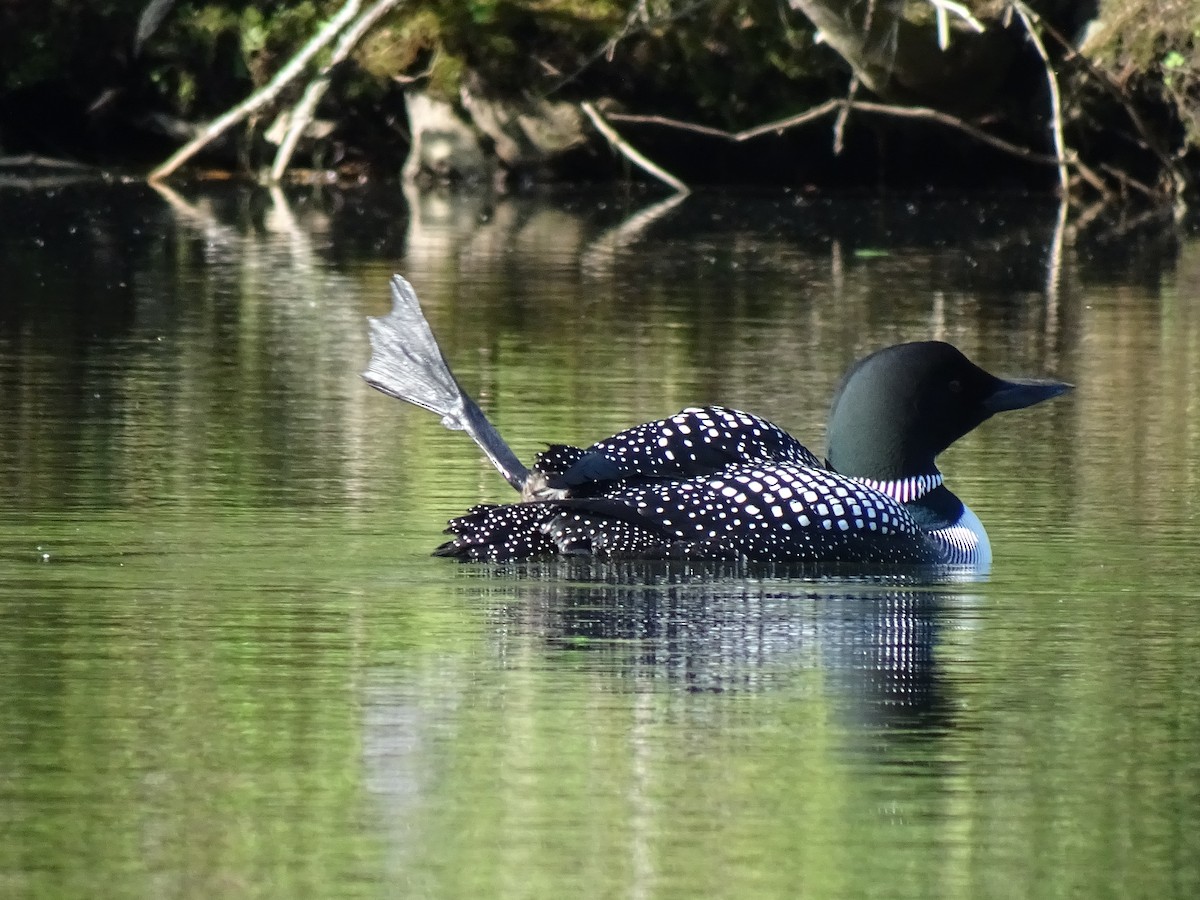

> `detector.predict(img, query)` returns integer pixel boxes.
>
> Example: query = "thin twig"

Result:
[581,101,689,194]
[609,98,1059,165]
[606,100,843,143]
[602,113,736,140]
[833,78,860,155]
[1077,158,1114,197]
[737,100,846,140]
[549,0,713,95]
[1098,163,1159,200]
[391,54,436,85]
[924,0,985,43]
[148,0,363,182]
[1012,1,1069,195]
[0,154,95,170]
[851,100,1059,163]
[270,0,402,182]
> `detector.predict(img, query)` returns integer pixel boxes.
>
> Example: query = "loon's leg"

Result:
[363,275,530,492]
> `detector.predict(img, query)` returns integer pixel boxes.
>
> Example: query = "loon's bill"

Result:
[364,275,1072,571]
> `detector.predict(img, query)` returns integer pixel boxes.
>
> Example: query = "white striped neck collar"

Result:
[854,472,944,504]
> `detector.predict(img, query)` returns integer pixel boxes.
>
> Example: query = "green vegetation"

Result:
[0,1,1197,197]
[1084,0,1200,145]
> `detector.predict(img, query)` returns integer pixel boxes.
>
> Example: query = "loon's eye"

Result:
[948,379,963,394]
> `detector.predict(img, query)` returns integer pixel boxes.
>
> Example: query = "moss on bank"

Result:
[1084,0,1200,145]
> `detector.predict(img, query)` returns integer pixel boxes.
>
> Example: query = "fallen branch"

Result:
[607,98,1058,165]
[148,0,364,182]
[580,101,689,194]
[601,90,1124,198]
[269,0,402,182]
[605,100,840,143]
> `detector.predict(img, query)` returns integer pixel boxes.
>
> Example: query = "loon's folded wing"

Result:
[544,406,822,491]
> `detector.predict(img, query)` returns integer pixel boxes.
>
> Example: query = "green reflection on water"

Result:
[1,513,406,896]
[1,184,1199,899]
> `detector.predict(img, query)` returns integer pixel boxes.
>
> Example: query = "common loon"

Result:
[364,276,1071,570]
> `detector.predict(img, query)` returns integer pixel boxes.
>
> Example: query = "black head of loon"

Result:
[826,341,1072,483]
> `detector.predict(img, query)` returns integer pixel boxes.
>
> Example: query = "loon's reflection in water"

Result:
[362,566,977,880]
[476,561,977,732]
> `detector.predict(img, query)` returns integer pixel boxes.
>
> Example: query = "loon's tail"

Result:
[363,275,530,492]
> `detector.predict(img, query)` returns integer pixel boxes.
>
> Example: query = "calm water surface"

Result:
[1,183,1198,898]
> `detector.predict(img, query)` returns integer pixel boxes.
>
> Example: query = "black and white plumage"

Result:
[364,276,1071,572]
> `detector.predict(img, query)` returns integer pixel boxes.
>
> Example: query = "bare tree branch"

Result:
[607,98,1059,165]
[833,78,861,155]
[0,154,95,171]
[269,0,403,183]
[1012,2,1068,195]
[148,0,364,182]
[581,102,689,194]
[606,100,842,142]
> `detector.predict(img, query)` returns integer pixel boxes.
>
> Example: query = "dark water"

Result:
[1,181,1199,898]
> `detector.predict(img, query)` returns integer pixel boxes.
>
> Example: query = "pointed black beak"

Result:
[983,376,1073,414]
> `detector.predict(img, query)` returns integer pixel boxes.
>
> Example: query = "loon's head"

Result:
[826,341,1071,482]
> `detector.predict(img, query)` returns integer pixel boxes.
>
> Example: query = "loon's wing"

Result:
[432,466,937,565]
[539,440,741,489]
[363,275,529,492]
[544,406,822,491]
[433,497,677,561]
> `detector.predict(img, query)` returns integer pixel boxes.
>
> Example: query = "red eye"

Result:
[948,379,962,394]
